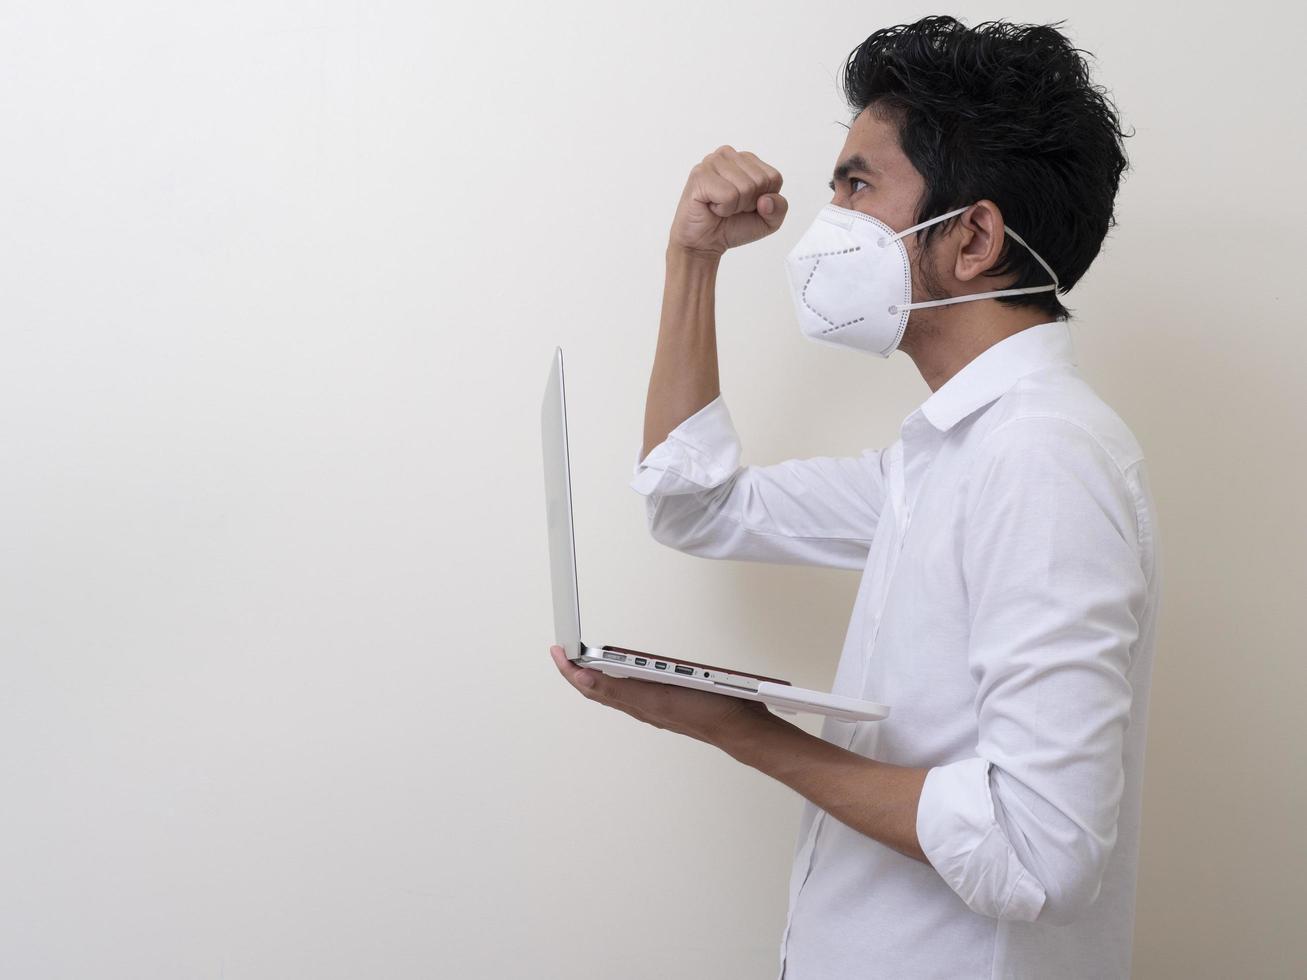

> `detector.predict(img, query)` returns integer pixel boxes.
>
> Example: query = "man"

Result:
[550,16,1158,979]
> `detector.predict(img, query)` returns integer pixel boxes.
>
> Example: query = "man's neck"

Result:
[900,307,1053,393]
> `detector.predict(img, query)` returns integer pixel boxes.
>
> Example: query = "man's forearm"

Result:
[640,246,723,461]
[717,709,930,864]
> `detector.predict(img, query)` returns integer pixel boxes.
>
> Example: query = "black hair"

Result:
[841,16,1131,320]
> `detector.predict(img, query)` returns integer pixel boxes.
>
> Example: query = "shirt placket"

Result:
[856,432,926,696]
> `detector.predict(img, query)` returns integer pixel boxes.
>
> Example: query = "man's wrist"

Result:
[666,242,724,270]
[712,704,797,766]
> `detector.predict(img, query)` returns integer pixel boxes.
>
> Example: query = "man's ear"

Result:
[953,200,1007,284]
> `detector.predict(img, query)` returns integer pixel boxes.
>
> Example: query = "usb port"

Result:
[655,661,668,670]
[634,657,648,666]
[674,665,693,676]
[602,651,627,662]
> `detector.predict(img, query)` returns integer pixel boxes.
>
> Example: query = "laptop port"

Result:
[634,657,648,667]
[602,651,627,662]
[674,665,693,676]
[655,661,668,670]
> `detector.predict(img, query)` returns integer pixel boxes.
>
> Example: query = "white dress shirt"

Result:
[629,322,1160,979]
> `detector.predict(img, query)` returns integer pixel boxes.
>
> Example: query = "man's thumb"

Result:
[759,193,788,229]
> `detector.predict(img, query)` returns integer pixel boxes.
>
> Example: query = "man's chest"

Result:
[826,440,981,761]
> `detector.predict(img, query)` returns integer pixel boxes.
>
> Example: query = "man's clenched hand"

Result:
[668,146,788,259]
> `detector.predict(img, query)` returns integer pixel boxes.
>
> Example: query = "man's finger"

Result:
[550,645,630,702]
[758,192,788,230]
[733,150,782,196]
[707,156,763,217]
[549,645,591,686]
[695,165,745,218]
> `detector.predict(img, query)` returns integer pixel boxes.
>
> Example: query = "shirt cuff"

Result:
[629,395,742,497]
[916,757,1047,922]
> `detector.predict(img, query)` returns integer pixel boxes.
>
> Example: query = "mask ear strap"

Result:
[885,207,1062,315]
[1004,227,1060,290]
[882,206,969,245]
[893,283,1057,315]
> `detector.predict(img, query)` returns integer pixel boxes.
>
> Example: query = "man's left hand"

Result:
[549,645,775,747]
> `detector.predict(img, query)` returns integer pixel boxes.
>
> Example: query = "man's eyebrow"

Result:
[832,154,881,181]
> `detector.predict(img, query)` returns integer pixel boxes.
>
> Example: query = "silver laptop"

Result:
[541,347,890,723]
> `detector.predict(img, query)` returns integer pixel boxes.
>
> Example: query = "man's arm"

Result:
[632,147,885,569]
[641,246,721,461]
[549,645,928,862]
[641,145,786,461]
[914,418,1147,924]
[720,707,929,863]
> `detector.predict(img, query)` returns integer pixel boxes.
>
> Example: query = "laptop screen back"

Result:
[541,348,583,659]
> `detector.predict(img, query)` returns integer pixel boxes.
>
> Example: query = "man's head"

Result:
[827,16,1130,332]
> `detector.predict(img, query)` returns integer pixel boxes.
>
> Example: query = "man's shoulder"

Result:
[973,364,1146,477]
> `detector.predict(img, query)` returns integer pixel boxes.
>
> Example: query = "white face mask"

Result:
[783,204,1060,357]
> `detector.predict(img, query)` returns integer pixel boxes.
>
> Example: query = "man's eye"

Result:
[828,177,871,193]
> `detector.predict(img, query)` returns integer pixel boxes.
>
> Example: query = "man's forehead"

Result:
[833,109,905,177]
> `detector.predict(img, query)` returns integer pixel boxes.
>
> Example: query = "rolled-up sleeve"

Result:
[915,416,1148,925]
[630,396,885,570]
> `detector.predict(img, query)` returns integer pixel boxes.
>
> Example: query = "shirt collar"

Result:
[918,321,1076,432]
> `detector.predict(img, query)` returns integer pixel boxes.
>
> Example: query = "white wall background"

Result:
[1,2,1303,977]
